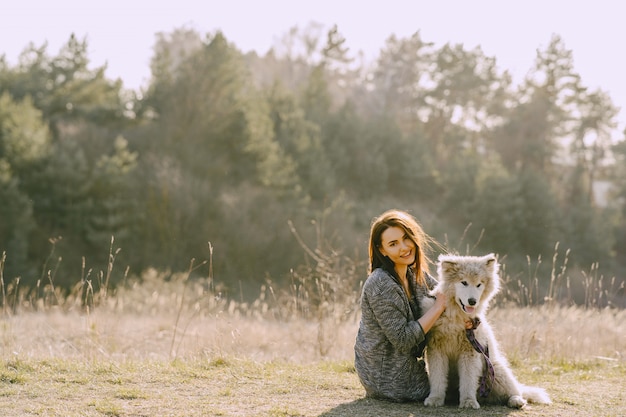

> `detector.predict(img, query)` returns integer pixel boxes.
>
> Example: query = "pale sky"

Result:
[2,0,625,134]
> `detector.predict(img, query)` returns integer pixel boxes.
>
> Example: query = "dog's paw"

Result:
[459,397,480,409]
[507,395,527,409]
[424,395,445,407]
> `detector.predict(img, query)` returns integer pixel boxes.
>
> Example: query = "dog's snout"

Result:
[468,298,477,306]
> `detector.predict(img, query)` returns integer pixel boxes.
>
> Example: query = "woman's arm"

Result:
[364,271,426,353]
[417,291,446,334]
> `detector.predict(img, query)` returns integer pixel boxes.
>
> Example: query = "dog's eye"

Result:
[477,283,482,288]
[461,281,468,286]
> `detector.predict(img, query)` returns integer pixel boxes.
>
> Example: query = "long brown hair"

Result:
[368,209,433,285]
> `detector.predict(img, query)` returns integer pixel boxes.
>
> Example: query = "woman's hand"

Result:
[419,292,447,334]
[433,291,447,315]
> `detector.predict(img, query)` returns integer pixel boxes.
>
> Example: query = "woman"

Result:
[354,209,446,402]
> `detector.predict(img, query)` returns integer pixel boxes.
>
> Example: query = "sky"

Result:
[2,0,625,134]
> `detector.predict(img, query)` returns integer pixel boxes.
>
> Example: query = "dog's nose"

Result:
[468,298,477,306]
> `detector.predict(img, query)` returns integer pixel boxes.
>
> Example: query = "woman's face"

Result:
[379,226,416,267]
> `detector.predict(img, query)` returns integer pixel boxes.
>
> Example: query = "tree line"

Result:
[0,24,624,302]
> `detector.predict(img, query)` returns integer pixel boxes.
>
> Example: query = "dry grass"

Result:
[1,304,624,364]
[0,244,624,416]
[0,282,624,416]
[0,341,623,416]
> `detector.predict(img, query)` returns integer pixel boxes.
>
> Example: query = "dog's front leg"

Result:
[424,350,448,407]
[458,351,481,409]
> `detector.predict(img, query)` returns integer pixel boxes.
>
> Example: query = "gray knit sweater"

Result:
[354,267,437,402]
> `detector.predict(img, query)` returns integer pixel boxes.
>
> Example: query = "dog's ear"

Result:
[485,253,496,266]
[441,260,458,274]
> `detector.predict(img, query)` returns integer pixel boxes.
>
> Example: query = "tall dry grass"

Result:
[0,234,624,365]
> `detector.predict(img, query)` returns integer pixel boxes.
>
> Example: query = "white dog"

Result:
[420,253,551,409]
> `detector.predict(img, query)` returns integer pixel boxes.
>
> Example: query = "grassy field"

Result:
[0,304,624,416]
[0,266,624,416]
[0,355,623,416]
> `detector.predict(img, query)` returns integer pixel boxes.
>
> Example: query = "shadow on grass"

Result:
[318,397,518,417]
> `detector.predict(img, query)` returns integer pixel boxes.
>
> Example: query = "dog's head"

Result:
[435,253,500,317]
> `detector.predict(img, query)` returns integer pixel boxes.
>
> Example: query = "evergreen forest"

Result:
[0,24,624,305]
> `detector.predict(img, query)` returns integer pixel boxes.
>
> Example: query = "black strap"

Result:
[466,320,495,398]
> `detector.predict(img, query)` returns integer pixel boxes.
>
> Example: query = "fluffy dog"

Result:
[420,253,551,409]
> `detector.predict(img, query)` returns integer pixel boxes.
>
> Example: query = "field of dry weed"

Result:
[0,264,624,416]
